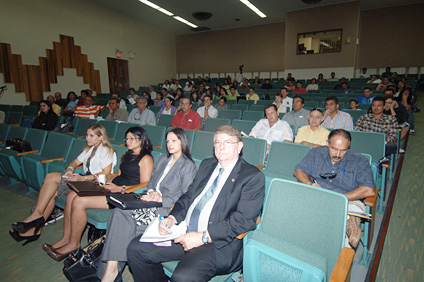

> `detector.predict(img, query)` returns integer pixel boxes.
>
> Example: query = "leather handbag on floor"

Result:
[63,235,105,282]
[5,138,32,152]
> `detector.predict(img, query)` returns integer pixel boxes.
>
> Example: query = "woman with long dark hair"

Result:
[32,100,58,130]
[43,126,153,261]
[62,91,79,116]
[97,128,197,282]
[10,124,116,245]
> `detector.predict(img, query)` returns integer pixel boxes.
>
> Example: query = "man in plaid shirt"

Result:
[355,96,398,156]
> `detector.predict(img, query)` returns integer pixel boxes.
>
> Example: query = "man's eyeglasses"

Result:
[213,140,238,147]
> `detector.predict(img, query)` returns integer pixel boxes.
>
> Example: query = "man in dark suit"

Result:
[127,125,265,282]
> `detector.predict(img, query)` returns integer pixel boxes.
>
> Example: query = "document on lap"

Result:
[139,217,187,243]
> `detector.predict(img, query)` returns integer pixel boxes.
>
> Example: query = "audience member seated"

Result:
[46,95,62,116]
[74,96,103,119]
[398,88,415,134]
[233,80,240,89]
[367,74,381,84]
[249,104,293,153]
[148,86,157,100]
[286,73,296,82]
[357,87,376,104]
[282,95,310,133]
[349,99,359,110]
[294,129,375,248]
[9,124,116,246]
[306,78,319,91]
[381,67,393,78]
[105,98,129,122]
[127,97,156,126]
[383,91,409,141]
[126,125,265,282]
[395,80,406,98]
[77,90,89,106]
[106,93,127,110]
[170,80,182,94]
[317,73,326,82]
[198,83,207,97]
[240,77,250,89]
[295,109,330,148]
[195,76,203,85]
[217,88,228,99]
[327,72,338,82]
[292,82,307,94]
[273,93,288,114]
[279,88,293,110]
[246,87,260,104]
[337,82,355,95]
[62,91,79,116]
[217,97,228,110]
[227,86,240,100]
[54,92,67,108]
[390,72,399,85]
[126,88,139,105]
[253,76,261,85]
[162,80,171,91]
[190,92,202,106]
[197,95,218,123]
[171,97,202,132]
[222,79,230,90]
[355,97,398,156]
[261,79,273,90]
[183,81,193,94]
[142,91,154,107]
[154,92,165,107]
[97,128,197,281]
[376,77,393,91]
[157,96,176,118]
[321,96,354,131]
[44,126,151,261]
[359,67,368,79]
[31,100,59,130]
[284,80,294,91]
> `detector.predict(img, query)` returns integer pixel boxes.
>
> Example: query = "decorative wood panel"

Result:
[0,35,102,101]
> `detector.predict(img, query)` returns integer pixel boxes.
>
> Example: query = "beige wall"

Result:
[175,23,285,73]
[0,0,176,104]
[284,1,360,69]
[357,3,424,68]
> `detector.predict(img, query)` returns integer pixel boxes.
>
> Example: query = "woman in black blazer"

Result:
[32,100,58,130]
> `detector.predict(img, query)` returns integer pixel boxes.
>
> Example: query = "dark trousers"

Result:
[127,235,217,282]
[385,142,397,156]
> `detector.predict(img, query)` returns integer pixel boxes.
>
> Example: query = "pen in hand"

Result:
[158,215,172,234]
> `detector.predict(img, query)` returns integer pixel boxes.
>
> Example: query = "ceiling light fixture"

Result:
[239,0,267,18]
[138,0,198,28]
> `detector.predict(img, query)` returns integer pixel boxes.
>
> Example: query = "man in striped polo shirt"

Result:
[74,96,103,119]
[322,96,354,130]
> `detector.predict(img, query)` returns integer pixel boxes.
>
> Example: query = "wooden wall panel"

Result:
[0,34,101,101]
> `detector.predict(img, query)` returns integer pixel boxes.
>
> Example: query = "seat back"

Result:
[244,179,347,280]
[232,119,257,135]
[191,131,215,161]
[6,111,23,125]
[265,142,312,177]
[183,128,195,150]
[143,125,166,148]
[0,124,11,143]
[203,118,230,133]
[230,104,249,113]
[241,137,266,167]
[10,105,24,112]
[3,125,27,143]
[348,130,385,164]
[112,122,140,144]
[0,104,11,112]
[149,105,162,115]
[98,120,118,140]
[238,100,255,106]
[25,128,48,152]
[40,132,75,160]
[112,144,129,174]
[242,110,264,121]
[342,110,366,124]
[73,118,98,137]
[218,109,242,121]
[158,114,174,127]
[66,138,88,163]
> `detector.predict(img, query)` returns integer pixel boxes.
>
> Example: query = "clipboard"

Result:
[107,193,162,210]
[67,181,111,197]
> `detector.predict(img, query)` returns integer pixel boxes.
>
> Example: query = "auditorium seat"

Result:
[203,118,230,133]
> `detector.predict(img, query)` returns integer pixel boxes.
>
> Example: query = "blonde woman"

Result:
[10,124,116,245]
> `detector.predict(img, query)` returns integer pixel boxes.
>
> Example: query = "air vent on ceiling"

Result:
[191,26,211,32]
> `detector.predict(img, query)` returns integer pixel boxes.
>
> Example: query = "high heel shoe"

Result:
[9,230,40,246]
[47,247,79,262]
[11,216,45,233]
[42,243,56,253]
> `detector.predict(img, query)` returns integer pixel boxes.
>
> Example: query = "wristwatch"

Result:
[202,231,209,245]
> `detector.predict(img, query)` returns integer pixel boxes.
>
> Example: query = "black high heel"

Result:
[11,216,45,233]
[9,230,41,246]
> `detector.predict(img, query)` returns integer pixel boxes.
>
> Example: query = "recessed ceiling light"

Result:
[239,0,267,18]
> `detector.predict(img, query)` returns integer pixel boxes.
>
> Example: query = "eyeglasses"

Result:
[319,172,337,179]
[213,140,238,147]
[124,137,140,142]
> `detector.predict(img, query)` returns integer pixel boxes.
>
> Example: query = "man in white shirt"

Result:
[197,95,218,123]
[148,86,157,100]
[280,88,293,110]
[249,104,293,153]
[127,97,156,126]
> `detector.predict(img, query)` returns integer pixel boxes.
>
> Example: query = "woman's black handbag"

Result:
[5,138,32,152]
[63,236,105,282]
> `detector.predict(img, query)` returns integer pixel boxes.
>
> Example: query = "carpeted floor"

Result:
[376,94,424,281]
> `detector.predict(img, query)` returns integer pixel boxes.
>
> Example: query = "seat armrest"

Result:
[153,145,161,149]
[107,173,118,178]
[75,165,83,169]
[256,164,265,170]
[382,161,390,168]
[40,157,65,164]
[236,217,261,239]
[67,132,74,135]
[365,188,379,207]
[125,181,149,193]
[120,143,125,146]
[329,247,355,282]
[16,150,40,156]
[77,136,84,139]
[10,123,21,126]
[108,137,114,140]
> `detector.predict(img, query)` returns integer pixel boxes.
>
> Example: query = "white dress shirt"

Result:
[197,106,218,119]
[249,119,293,144]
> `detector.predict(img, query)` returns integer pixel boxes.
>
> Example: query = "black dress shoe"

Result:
[12,217,45,233]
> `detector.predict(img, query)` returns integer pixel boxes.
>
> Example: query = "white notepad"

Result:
[139,217,187,243]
